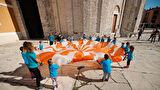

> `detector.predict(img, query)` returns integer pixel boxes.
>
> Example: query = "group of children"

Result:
[82,34,116,44]
[20,33,135,89]
[20,41,59,90]
[99,42,134,82]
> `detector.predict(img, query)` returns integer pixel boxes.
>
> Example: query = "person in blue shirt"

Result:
[39,41,43,50]
[23,42,45,89]
[123,45,134,68]
[107,36,111,42]
[112,37,117,45]
[83,34,86,39]
[89,35,92,40]
[59,37,64,43]
[96,36,100,42]
[123,42,130,61]
[69,36,73,42]
[99,54,112,82]
[48,33,54,46]
[121,43,125,49]
[48,59,59,89]
[20,46,35,79]
[124,42,130,54]
[101,36,105,42]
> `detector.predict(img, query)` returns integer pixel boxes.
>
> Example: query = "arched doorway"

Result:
[112,5,120,33]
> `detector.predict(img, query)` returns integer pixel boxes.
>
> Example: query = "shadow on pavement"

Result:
[0,61,122,89]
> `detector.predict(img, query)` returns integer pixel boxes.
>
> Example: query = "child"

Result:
[123,45,134,68]
[23,42,44,89]
[96,36,100,42]
[20,46,35,79]
[89,35,92,40]
[83,34,86,39]
[48,32,54,46]
[63,37,67,42]
[48,59,59,89]
[123,42,130,61]
[112,37,117,45]
[99,54,112,82]
[59,38,63,43]
[121,43,125,49]
[69,36,73,42]
[101,36,105,42]
[39,41,43,50]
[124,42,130,54]
[107,36,111,42]
[34,47,38,51]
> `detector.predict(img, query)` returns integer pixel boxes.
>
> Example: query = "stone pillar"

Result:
[120,0,142,37]
[116,0,126,37]
[83,0,90,35]
[72,0,83,34]
[83,0,99,36]
[36,0,56,38]
[11,0,29,39]
[134,0,146,33]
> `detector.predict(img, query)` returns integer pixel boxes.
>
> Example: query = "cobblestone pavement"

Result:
[0,34,160,90]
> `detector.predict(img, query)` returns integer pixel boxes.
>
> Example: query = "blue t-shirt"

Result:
[101,38,105,42]
[25,52,38,69]
[121,45,125,49]
[113,40,116,45]
[127,51,133,60]
[83,36,86,39]
[69,38,73,41]
[21,52,29,65]
[100,59,112,73]
[48,64,60,78]
[96,38,100,42]
[107,38,111,42]
[60,40,63,43]
[48,35,54,41]
[125,46,129,54]
[39,44,43,50]
[89,36,92,40]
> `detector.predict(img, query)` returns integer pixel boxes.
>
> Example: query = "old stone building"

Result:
[143,7,160,28]
[0,0,146,44]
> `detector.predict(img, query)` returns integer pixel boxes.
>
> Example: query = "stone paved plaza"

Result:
[0,34,160,90]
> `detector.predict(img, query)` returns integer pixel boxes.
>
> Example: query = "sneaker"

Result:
[123,66,129,68]
[55,84,58,88]
[36,86,44,90]
[32,76,36,79]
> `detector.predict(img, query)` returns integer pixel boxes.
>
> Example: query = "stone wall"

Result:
[10,0,146,39]
[100,0,123,36]
[120,0,146,37]
[37,0,56,38]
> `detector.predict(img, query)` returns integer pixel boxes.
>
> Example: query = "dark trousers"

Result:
[29,68,42,87]
[148,34,154,40]
[137,33,142,40]
[151,35,156,43]
[127,59,131,66]
[50,41,53,46]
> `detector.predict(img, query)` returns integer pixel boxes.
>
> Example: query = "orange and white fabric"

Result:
[35,39,125,65]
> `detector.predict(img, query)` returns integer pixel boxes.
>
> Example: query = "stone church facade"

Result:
[0,0,146,44]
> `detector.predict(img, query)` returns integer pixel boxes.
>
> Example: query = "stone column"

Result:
[83,0,99,36]
[36,0,56,39]
[11,0,29,39]
[133,0,146,33]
